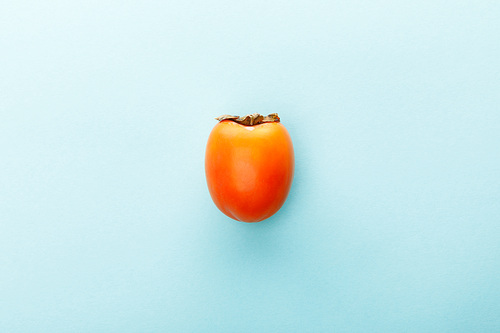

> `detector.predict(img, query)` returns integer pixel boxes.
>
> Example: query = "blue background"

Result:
[1,1,499,332]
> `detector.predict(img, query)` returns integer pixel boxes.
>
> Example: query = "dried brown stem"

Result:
[215,113,280,126]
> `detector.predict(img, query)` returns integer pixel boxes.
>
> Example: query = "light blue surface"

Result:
[1,1,499,332]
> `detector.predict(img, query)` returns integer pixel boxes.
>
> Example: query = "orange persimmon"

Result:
[205,113,294,222]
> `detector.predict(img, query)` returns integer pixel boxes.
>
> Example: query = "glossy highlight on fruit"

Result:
[205,113,294,222]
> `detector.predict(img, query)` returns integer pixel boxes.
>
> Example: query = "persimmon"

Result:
[205,113,294,222]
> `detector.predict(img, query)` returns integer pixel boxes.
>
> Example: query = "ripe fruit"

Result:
[205,113,294,222]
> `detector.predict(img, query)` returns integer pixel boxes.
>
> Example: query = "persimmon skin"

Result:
[205,120,294,222]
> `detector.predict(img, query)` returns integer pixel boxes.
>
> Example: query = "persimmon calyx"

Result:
[215,113,280,126]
